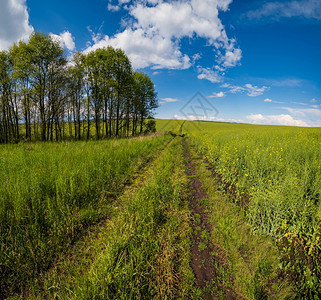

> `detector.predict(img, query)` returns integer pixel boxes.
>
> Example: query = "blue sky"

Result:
[1,0,321,126]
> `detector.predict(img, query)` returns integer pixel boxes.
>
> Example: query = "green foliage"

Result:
[0,33,158,143]
[144,118,157,133]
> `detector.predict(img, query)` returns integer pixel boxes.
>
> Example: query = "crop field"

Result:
[183,121,321,296]
[1,120,320,299]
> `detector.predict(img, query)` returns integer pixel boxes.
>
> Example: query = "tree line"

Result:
[0,32,158,143]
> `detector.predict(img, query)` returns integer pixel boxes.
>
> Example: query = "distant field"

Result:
[1,120,320,298]
[156,118,184,133]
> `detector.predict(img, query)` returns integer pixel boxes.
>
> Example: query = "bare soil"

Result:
[182,138,240,299]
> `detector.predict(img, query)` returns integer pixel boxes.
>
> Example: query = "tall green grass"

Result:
[0,135,169,297]
[182,121,321,296]
[24,137,194,299]
[70,137,194,299]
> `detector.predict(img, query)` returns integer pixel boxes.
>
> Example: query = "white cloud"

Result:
[85,0,241,72]
[84,28,191,69]
[197,67,221,83]
[264,98,284,104]
[209,91,226,98]
[221,83,269,96]
[50,31,76,51]
[247,0,321,21]
[172,114,244,123]
[162,98,180,103]
[310,98,317,103]
[222,48,242,67]
[131,1,224,41]
[246,114,308,126]
[171,112,317,127]
[172,113,308,126]
[292,101,308,106]
[107,4,121,12]
[281,107,321,117]
[192,53,201,63]
[221,83,245,94]
[0,0,33,50]
[245,84,269,97]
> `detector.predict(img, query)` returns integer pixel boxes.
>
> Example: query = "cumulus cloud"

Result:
[264,98,273,102]
[197,67,221,83]
[171,111,315,127]
[310,98,317,103]
[107,4,121,12]
[209,91,226,98]
[84,28,191,69]
[247,0,321,21]
[51,31,76,51]
[222,48,242,67]
[246,114,308,126]
[0,0,34,50]
[85,0,241,73]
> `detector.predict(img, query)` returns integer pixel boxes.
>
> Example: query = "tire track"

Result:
[182,138,216,297]
[182,137,238,299]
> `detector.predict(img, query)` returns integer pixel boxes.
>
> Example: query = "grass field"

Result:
[1,120,320,299]
[0,134,170,297]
